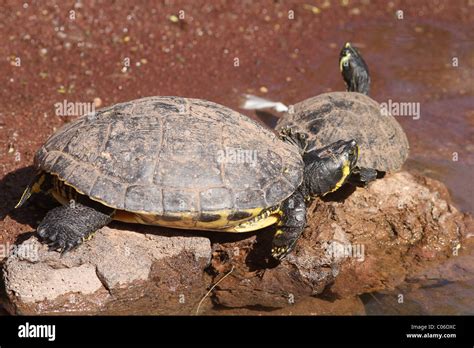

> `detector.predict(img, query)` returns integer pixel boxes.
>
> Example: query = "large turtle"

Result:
[242,42,409,184]
[16,96,359,260]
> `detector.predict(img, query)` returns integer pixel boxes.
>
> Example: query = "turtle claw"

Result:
[46,236,80,254]
[279,127,309,154]
[37,227,47,238]
[271,246,289,260]
[40,226,83,254]
[48,244,61,253]
[61,241,79,254]
[36,203,112,254]
[47,240,58,248]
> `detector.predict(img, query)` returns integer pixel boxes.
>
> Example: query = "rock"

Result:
[2,171,471,314]
[208,172,469,309]
[3,227,212,315]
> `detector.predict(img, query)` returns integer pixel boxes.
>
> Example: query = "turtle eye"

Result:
[348,147,357,158]
[342,55,351,67]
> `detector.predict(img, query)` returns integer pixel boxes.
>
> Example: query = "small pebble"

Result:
[93,97,102,108]
[303,4,321,14]
[349,7,361,15]
[321,0,331,8]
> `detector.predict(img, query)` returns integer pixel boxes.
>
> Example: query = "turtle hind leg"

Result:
[37,202,114,253]
[271,190,307,260]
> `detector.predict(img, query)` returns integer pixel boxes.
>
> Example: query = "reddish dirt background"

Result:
[1,1,473,257]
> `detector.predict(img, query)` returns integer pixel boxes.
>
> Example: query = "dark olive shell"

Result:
[276,92,409,172]
[36,97,303,214]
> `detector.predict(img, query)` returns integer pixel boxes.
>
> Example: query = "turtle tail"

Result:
[15,171,49,208]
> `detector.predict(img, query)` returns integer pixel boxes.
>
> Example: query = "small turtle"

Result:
[16,97,359,260]
[242,42,409,185]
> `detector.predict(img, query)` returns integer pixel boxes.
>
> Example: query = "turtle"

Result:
[241,42,409,185]
[16,96,359,260]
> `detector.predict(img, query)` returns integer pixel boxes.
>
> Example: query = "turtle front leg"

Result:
[348,166,378,186]
[279,127,308,155]
[271,190,307,260]
[37,201,114,252]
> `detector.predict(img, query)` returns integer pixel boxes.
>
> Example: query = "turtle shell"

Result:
[35,96,303,215]
[276,92,409,172]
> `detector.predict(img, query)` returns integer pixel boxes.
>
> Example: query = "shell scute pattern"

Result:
[277,92,409,171]
[37,97,303,215]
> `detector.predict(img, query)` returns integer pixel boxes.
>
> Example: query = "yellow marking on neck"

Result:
[325,161,351,195]
[340,53,351,72]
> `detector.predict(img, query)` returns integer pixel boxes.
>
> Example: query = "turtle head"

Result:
[303,139,359,197]
[339,42,370,95]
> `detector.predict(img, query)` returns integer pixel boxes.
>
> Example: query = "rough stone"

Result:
[209,172,469,309]
[3,227,212,315]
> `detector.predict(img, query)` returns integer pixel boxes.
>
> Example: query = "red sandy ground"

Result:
[1,0,473,247]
